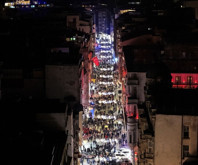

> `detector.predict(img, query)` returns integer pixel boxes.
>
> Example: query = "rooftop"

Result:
[156,88,198,115]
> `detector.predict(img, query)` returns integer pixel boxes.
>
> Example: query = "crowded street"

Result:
[80,29,133,165]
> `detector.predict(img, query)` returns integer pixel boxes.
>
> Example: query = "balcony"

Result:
[172,83,198,89]
[128,96,138,104]
[140,134,152,140]
[145,153,154,159]
[127,79,139,85]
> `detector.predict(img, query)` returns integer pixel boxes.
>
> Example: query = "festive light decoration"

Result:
[98,92,115,95]
[92,56,99,66]
[99,81,114,85]
[101,50,112,53]
[99,75,113,78]
[99,67,114,71]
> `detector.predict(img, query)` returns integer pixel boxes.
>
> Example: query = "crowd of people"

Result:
[81,33,131,165]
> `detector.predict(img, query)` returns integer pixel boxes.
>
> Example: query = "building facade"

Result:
[155,114,198,165]
[171,73,198,89]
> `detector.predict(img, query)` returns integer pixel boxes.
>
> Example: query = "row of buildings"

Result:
[114,0,198,165]
[0,2,94,165]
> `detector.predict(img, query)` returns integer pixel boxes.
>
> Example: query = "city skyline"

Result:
[1,1,198,165]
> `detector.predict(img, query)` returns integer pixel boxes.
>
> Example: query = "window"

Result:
[148,148,152,154]
[183,145,189,157]
[133,131,136,144]
[148,141,152,147]
[182,51,186,58]
[187,76,192,85]
[161,50,165,55]
[128,86,133,94]
[132,73,138,79]
[183,126,189,139]
[129,135,132,143]
[148,141,153,153]
[132,87,137,98]
[175,76,181,84]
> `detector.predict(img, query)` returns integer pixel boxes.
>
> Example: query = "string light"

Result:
[81,31,132,164]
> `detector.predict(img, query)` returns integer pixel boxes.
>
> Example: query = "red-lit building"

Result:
[171,73,198,89]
